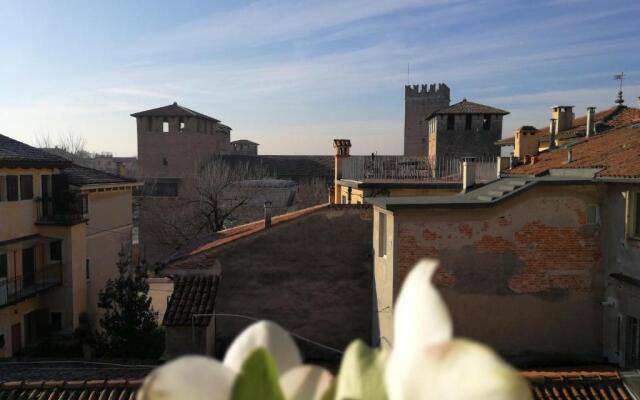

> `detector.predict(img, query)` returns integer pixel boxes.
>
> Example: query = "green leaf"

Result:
[231,347,286,400]
[334,340,388,400]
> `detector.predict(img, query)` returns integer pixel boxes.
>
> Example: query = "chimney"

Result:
[552,105,574,135]
[462,157,476,192]
[586,107,596,138]
[514,126,539,160]
[264,201,272,228]
[116,161,125,177]
[548,119,557,150]
[332,139,352,204]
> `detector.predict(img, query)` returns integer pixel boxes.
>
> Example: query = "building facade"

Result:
[0,135,138,357]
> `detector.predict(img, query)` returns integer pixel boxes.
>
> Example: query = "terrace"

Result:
[0,263,63,307]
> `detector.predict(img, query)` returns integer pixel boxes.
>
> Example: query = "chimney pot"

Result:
[549,119,557,150]
[586,107,596,138]
[462,158,476,192]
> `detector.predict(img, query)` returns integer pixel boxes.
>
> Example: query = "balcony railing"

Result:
[341,155,497,184]
[36,194,87,225]
[0,263,63,307]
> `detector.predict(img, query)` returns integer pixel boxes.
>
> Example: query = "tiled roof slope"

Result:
[63,164,138,186]
[163,275,218,327]
[0,379,142,400]
[429,99,509,117]
[507,125,640,178]
[524,371,634,400]
[497,105,640,146]
[218,155,334,180]
[131,102,220,122]
[0,134,71,169]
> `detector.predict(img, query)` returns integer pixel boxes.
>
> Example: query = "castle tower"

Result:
[404,83,450,156]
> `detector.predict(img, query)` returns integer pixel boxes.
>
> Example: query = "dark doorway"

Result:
[22,247,35,287]
[11,323,21,356]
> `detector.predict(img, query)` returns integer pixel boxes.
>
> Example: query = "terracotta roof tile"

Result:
[130,102,220,122]
[497,106,639,146]
[524,371,634,400]
[163,275,219,327]
[506,125,640,178]
[429,99,509,118]
[0,379,142,400]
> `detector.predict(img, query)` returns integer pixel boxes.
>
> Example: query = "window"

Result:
[50,312,62,332]
[586,204,600,225]
[0,253,7,279]
[0,176,4,201]
[465,114,472,130]
[179,117,185,132]
[447,115,455,130]
[20,175,33,200]
[482,114,491,130]
[144,179,179,197]
[162,119,169,133]
[147,117,153,131]
[378,212,387,257]
[341,195,347,204]
[629,192,640,239]
[49,241,62,263]
[6,176,18,201]
[85,259,90,281]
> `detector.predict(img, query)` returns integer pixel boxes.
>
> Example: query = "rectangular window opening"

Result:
[49,241,62,263]
[6,176,18,201]
[447,115,455,130]
[85,259,90,281]
[483,114,491,130]
[0,176,5,202]
[162,119,169,133]
[179,117,185,132]
[50,312,62,332]
[20,175,33,200]
[465,114,472,130]
[147,117,153,131]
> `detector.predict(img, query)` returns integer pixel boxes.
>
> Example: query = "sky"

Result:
[0,0,639,156]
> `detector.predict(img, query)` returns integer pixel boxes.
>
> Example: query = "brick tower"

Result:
[404,83,450,156]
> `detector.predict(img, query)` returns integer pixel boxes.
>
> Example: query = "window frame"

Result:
[49,241,62,264]
[446,114,455,131]
[629,191,640,240]
[482,114,492,130]
[465,114,472,130]
[19,175,33,200]
[6,176,18,202]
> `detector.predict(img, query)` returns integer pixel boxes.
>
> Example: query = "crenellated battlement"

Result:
[405,83,450,98]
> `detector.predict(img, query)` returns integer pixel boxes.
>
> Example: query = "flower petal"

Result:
[137,355,235,400]
[280,365,333,400]
[393,259,452,352]
[223,320,302,374]
[385,338,532,400]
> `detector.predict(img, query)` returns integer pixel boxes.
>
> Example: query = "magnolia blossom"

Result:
[384,259,532,400]
[137,320,332,400]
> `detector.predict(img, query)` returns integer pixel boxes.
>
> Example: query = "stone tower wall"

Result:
[404,83,450,156]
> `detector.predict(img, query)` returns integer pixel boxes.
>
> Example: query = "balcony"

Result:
[340,155,497,184]
[36,194,87,225]
[0,263,63,307]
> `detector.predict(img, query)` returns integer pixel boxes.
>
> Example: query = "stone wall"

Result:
[165,205,374,363]
[404,84,450,157]
[429,114,503,159]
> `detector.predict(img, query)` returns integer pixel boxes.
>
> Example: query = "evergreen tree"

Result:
[95,249,164,358]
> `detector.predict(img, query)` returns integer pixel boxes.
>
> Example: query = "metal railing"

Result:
[36,194,87,224]
[0,263,63,307]
[341,155,497,183]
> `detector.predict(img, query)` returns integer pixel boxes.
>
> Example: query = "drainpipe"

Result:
[264,201,272,228]
[586,107,596,138]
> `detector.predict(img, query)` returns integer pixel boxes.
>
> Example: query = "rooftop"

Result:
[163,275,218,327]
[427,99,509,119]
[496,105,640,146]
[63,164,138,186]
[130,102,220,123]
[0,134,71,169]
[506,124,640,178]
[231,139,259,145]
[217,155,334,180]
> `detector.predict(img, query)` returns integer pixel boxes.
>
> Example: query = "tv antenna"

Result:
[613,72,625,105]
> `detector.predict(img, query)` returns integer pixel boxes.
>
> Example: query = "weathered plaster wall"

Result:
[601,185,640,366]
[386,184,605,364]
[169,206,373,362]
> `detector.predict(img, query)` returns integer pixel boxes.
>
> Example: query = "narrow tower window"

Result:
[447,115,455,130]
[483,115,491,130]
[465,114,472,130]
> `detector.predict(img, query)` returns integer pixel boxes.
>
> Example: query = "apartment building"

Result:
[0,134,139,357]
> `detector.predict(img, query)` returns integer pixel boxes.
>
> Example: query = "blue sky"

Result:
[0,0,639,156]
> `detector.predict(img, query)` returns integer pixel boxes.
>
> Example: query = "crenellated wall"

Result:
[404,83,450,157]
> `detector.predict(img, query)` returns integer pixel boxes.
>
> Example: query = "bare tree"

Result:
[34,130,90,163]
[296,177,329,208]
[143,157,273,253]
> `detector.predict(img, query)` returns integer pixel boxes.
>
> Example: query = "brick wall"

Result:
[388,184,606,365]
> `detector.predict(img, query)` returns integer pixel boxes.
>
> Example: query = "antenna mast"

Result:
[613,72,625,105]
